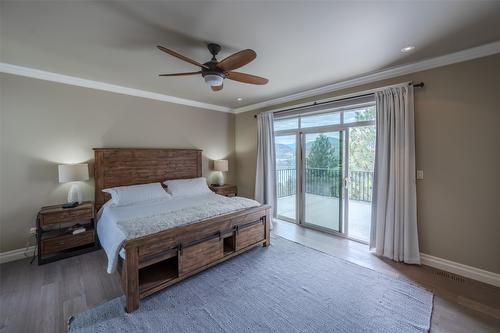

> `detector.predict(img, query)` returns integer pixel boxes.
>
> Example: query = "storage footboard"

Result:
[119,205,271,312]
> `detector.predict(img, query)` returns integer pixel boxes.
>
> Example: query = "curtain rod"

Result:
[254,82,424,118]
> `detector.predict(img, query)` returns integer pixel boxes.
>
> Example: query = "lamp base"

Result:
[67,183,83,204]
[217,171,225,186]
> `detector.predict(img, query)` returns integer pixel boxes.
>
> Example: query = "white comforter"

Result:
[97,193,260,273]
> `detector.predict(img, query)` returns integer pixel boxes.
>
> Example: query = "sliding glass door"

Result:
[274,104,375,243]
[302,131,343,233]
[275,134,297,222]
[345,125,375,241]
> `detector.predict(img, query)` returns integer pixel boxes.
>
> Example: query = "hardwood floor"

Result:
[0,250,122,333]
[1,220,499,333]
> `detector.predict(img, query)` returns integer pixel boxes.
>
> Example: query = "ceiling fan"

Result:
[157,43,268,91]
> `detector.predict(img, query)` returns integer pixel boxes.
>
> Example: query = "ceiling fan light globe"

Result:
[204,74,224,86]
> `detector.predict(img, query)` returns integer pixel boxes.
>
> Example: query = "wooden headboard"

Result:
[93,148,202,210]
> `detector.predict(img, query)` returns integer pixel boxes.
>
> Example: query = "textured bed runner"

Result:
[116,195,260,239]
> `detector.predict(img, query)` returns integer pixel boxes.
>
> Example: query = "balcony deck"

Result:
[277,194,371,242]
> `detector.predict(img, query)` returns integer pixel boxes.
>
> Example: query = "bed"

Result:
[94,148,271,312]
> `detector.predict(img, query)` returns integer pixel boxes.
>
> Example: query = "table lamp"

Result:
[214,160,228,186]
[58,163,89,207]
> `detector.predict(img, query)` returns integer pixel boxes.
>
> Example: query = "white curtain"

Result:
[255,112,277,219]
[370,85,420,264]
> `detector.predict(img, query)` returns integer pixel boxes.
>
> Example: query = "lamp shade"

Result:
[214,160,228,172]
[58,164,89,183]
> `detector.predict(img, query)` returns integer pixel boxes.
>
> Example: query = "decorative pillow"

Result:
[103,182,171,206]
[163,177,211,197]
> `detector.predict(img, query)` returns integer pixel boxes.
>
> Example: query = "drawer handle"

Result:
[238,219,264,231]
[183,232,222,249]
[178,231,223,256]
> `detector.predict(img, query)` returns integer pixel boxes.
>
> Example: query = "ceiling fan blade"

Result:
[158,71,201,77]
[226,71,268,85]
[216,49,256,71]
[157,45,209,69]
[211,84,223,92]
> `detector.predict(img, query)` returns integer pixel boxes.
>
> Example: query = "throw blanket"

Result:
[117,195,260,239]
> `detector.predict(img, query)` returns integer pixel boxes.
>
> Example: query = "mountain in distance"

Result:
[276,136,340,169]
[276,136,340,157]
[275,143,295,157]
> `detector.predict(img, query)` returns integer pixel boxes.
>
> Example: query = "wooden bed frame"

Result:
[93,148,271,312]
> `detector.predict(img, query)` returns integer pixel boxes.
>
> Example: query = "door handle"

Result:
[344,177,350,189]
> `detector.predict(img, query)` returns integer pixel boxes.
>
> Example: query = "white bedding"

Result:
[97,193,260,273]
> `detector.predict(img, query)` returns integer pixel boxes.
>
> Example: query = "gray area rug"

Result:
[69,236,433,333]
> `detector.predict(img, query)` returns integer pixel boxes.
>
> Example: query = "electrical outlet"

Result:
[416,170,424,180]
[29,227,37,235]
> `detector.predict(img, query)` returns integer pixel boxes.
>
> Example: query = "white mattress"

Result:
[97,193,260,273]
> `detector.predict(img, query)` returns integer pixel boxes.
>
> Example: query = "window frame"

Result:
[273,102,376,243]
[273,103,376,136]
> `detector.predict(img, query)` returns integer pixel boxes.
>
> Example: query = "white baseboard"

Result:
[420,253,500,288]
[0,246,36,264]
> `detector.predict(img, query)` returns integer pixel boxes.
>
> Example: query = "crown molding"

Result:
[0,63,232,113]
[3,40,499,114]
[233,40,500,113]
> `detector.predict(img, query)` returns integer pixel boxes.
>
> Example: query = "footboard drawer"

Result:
[178,237,223,276]
[236,219,265,250]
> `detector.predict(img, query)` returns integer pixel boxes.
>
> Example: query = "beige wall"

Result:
[0,74,235,252]
[235,54,500,274]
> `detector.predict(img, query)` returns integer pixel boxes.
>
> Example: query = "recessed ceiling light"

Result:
[401,46,415,53]
[237,97,243,101]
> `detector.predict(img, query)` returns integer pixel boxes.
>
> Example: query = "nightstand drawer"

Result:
[210,185,237,197]
[41,231,94,255]
[41,207,93,226]
[217,189,236,197]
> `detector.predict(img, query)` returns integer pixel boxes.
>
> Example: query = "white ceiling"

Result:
[2,1,500,109]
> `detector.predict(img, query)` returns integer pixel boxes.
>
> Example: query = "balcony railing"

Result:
[276,168,373,202]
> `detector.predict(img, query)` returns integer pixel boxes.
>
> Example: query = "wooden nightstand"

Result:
[36,201,99,265]
[210,184,237,197]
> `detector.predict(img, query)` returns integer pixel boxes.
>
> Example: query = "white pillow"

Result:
[103,182,171,206]
[163,177,211,197]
